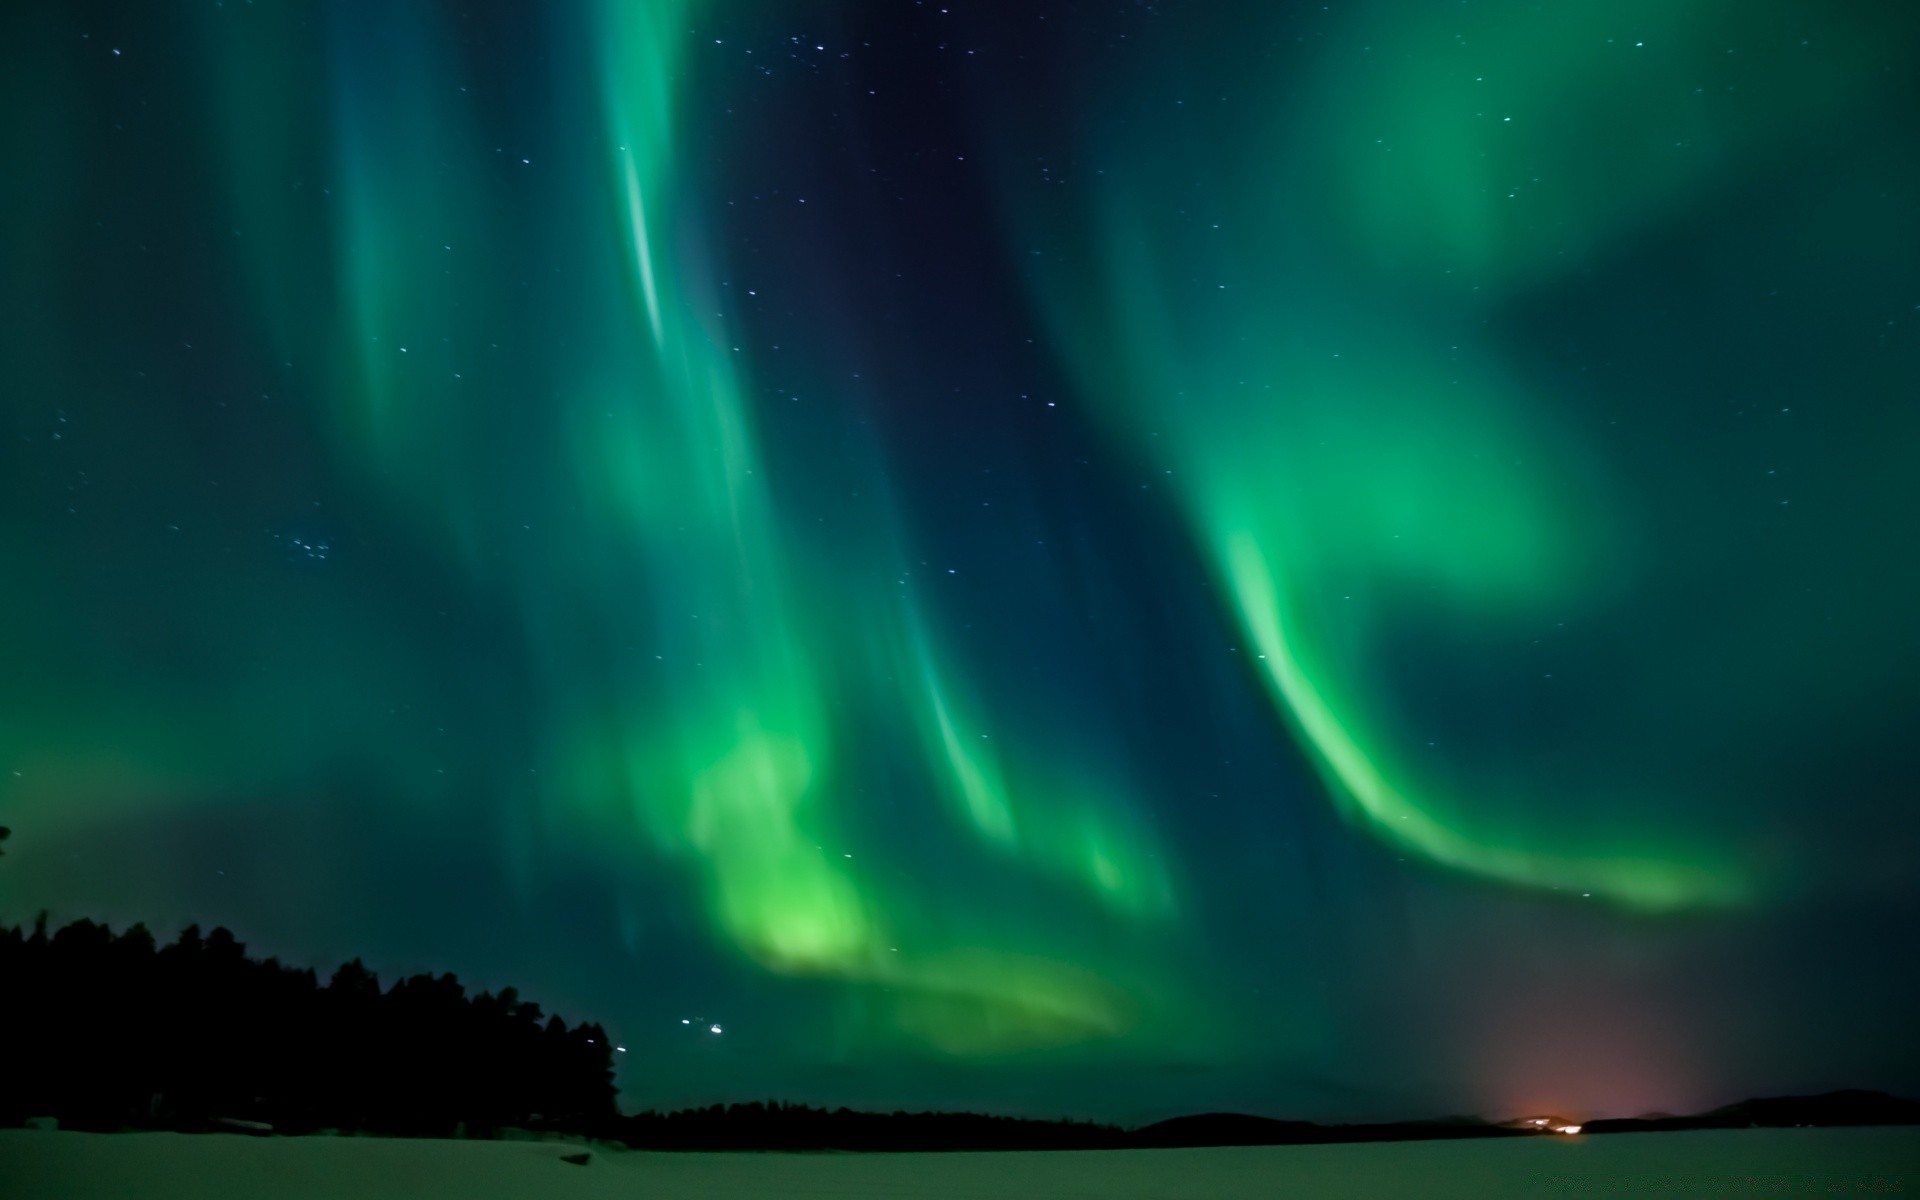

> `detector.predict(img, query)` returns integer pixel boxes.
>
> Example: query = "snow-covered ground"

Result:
[2,1127,1915,1198]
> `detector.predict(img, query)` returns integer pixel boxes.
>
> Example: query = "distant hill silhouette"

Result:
[603,1094,1920,1153]
[600,1105,1536,1152]
[1130,1112,1533,1148]
[609,1102,1130,1152]
[1581,1090,1920,1135]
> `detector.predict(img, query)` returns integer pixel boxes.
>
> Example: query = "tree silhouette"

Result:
[0,917,616,1135]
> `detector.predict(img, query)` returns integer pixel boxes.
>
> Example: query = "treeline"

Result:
[612,1101,1132,1151]
[602,1104,1556,1152]
[0,916,615,1136]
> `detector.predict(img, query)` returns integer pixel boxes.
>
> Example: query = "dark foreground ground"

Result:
[3,1126,1917,1199]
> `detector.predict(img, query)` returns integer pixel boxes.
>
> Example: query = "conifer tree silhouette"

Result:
[0,917,617,1134]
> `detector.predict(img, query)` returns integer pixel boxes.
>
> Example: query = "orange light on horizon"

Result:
[1469,976,1705,1123]
[1516,1116,1582,1135]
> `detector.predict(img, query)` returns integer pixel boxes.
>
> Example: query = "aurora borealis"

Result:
[3,0,1918,1124]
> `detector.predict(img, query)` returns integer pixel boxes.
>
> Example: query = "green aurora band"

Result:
[2,0,1917,1115]
[1002,0,1914,912]
[309,0,1188,1055]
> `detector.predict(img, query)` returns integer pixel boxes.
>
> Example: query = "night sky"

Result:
[3,0,1918,1125]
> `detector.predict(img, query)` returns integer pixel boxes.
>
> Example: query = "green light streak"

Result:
[566,0,1186,1050]
[587,0,875,976]
[991,0,1868,912]
[900,600,1176,920]
[1225,533,1735,912]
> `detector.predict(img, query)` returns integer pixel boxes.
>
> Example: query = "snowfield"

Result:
[2,1126,1916,1199]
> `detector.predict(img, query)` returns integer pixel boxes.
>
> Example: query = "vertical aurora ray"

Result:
[544,0,1198,1054]
[578,0,868,974]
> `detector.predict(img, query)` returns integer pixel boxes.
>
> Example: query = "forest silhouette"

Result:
[0,915,615,1137]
